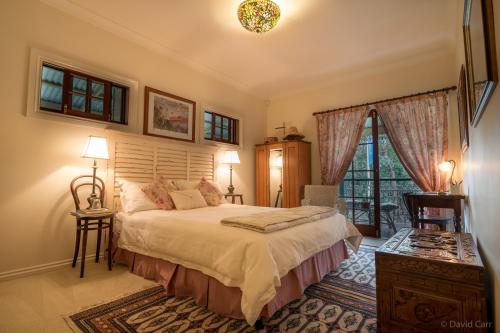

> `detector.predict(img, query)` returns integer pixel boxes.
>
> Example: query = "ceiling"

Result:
[45,0,459,99]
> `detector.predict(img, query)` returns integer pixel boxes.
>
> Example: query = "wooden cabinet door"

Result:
[283,141,311,208]
[284,142,299,207]
[255,145,269,206]
[256,141,310,208]
[298,142,311,205]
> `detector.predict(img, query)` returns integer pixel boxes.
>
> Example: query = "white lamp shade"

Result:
[222,150,240,164]
[81,136,109,160]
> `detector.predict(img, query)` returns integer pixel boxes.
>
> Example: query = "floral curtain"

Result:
[316,106,370,186]
[376,92,449,192]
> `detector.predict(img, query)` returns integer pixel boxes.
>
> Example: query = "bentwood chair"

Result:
[70,175,114,277]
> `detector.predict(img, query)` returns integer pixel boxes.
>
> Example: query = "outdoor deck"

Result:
[342,180,420,239]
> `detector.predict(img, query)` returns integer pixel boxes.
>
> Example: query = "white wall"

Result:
[267,49,458,185]
[454,1,500,329]
[0,0,267,275]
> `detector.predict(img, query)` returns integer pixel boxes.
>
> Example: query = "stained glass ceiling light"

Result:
[238,0,281,33]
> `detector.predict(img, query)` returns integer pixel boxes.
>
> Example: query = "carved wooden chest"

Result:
[375,228,488,333]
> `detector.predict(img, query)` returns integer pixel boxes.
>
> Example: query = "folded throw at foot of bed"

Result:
[220,206,336,233]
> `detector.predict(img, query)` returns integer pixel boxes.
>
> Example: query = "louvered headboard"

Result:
[106,130,217,210]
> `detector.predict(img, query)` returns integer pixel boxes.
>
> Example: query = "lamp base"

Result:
[87,194,102,210]
[227,184,235,194]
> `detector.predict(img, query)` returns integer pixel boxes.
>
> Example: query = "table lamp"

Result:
[81,136,109,210]
[222,150,240,194]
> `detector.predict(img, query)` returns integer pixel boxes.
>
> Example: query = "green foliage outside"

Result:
[340,124,420,223]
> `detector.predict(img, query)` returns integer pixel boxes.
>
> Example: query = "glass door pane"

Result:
[378,128,420,238]
[40,65,64,111]
[339,112,379,237]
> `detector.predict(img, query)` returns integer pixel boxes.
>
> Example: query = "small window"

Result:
[39,62,128,124]
[204,111,239,145]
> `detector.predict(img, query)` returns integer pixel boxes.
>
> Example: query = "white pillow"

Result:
[119,181,158,214]
[169,189,208,210]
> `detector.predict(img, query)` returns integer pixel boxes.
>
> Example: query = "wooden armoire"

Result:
[255,140,311,208]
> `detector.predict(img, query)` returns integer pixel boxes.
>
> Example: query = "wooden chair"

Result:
[70,175,114,277]
[402,192,451,231]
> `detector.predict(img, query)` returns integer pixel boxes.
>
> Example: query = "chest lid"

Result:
[376,228,483,268]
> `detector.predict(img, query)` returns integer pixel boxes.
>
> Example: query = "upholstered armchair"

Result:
[301,185,346,215]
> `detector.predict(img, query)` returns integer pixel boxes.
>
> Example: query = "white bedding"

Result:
[117,204,362,325]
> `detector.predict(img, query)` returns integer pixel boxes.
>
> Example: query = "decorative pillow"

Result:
[173,179,199,191]
[198,177,224,206]
[157,175,177,190]
[169,189,208,210]
[119,181,158,214]
[142,178,176,210]
[175,179,227,202]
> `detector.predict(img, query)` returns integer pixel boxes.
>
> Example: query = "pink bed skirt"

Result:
[114,240,348,320]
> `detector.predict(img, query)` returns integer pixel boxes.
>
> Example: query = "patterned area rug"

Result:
[65,246,376,333]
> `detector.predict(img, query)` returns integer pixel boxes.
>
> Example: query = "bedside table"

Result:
[224,193,244,205]
[70,209,115,278]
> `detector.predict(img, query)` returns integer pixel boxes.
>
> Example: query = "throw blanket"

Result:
[221,206,336,233]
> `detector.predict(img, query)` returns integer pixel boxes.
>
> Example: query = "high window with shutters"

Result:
[203,111,239,145]
[39,62,128,124]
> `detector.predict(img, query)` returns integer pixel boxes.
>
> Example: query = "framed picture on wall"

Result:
[143,86,196,142]
[463,0,498,127]
[458,65,469,152]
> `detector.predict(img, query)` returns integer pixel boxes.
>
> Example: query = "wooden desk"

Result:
[407,193,465,232]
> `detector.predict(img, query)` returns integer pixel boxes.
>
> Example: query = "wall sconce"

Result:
[438,160,457,185]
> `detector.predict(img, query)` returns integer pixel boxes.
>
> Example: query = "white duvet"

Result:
[117,204,362,325]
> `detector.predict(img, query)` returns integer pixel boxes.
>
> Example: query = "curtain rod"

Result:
[312,85,457,116]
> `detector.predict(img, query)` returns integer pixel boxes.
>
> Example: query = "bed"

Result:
[114,204,360,325]
[106,131,361,325]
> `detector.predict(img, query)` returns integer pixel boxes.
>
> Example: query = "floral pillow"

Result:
[197,177,224,206]
[157,175,177,190]
[142,177,176,210]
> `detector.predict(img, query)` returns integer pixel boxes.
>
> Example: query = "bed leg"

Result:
[254,318,265,331]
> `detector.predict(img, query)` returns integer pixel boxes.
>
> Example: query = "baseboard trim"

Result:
[0,253,104,281]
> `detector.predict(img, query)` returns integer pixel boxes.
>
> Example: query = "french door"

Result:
[339,110,419,238]
[340,110,380,237]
